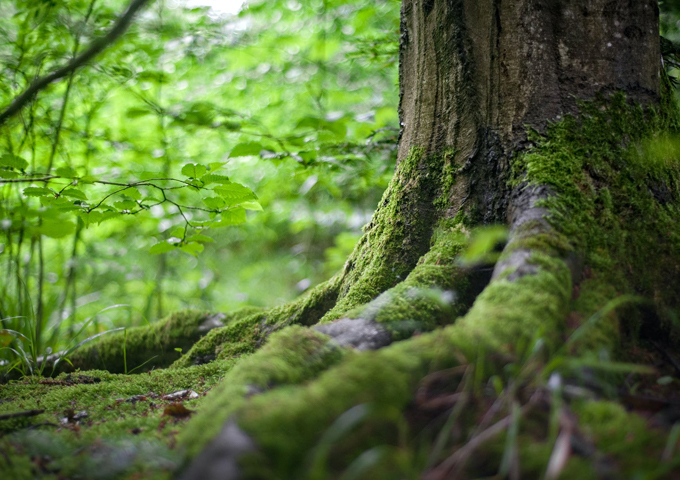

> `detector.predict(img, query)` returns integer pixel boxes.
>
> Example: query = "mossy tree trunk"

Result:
[5,2,680,479]
[172,1,680,478]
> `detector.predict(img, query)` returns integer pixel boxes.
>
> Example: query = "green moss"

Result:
[178,326,347,457]
[0,360,237,479]
[171,276,341,368]
[321,147,446,321]
[456,252,572,351]
[233,328,466,478]
[53,309,253,375]
[330,224,473,337]
[573,400,680,476]
[512,93,680,342]
[568,275,622,354]
[229,249,574,476]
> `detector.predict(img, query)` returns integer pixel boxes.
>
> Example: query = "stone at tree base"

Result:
[313,318,392,351]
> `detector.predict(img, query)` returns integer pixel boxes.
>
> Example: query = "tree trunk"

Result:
[5,2,680,479]
[171,2,680,478]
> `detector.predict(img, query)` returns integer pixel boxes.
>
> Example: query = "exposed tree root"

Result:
[174,97,680,478]
[29,308,261,378]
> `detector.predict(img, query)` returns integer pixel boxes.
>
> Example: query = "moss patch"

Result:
[332,224,476,338]
[171,276,341,368]
[321,147,446,321]
[512,93,680,344]
[0,360,236,479]
[51,309,257,375]
[573,400,680,476]
[178,326,347,458]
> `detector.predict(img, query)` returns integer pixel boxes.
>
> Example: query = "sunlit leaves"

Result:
[214,183,257,203]
[38,218,76,239]
[55,166,77,178]
[23,187,53,197]
[0,155,28,171]
[77,210,120,227]
[186,234,215,243]
[123,187,142,201]
[180,242,204,256]
[214,207,246,227]
[229,142,264,158]
[241,201,263,211]
[200,174,231,185]
[181,163,207,178]
[150,240,179,255]
[202,196,226,210]
[62,188,87,201]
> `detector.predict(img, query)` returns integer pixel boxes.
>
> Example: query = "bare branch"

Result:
[0,0,154,127]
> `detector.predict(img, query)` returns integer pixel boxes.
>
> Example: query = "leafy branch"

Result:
[0,0,154,127]
[1,158,261,257]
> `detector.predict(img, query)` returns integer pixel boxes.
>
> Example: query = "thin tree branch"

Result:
[0,0,153,127]
[0,409,44,421]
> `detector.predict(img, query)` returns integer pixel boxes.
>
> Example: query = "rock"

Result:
[314,318,392,351]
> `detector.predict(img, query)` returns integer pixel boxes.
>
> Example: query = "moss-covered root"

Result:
[318,224,490,341]
[177,326,348,460]
[48,307,261,375]
[179,249,573,478]
[319,148,448,322]
[171,276,341,368]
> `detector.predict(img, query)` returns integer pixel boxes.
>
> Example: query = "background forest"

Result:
[1,0,680,374]
[0,0,400,372]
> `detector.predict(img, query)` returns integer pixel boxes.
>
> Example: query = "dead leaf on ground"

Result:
[163,403,193,418]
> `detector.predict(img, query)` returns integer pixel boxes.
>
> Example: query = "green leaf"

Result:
[0,154,28,171]
[214,183,257,203]
[229,142,263,158]
[55,166,77,178]
[78,210,120,227]
[150,241,179,254]
[208,162,227,171]
[114,200,137,211]
[126,107,152,118]
[39,219,76,238]
[169,227,185,238]
[23,187,53,197]
[62,188,87,201]
[296,116,323,129]
[214,207,246,227]
[40,196,82,211]
[181,163,207,178]
[201,174,231,185]
[180,242,205,256]
[203,196,226,210]
[123,187,142,201]
[241,201,263,211]
[0,170,19,179]
[186,234,215,243]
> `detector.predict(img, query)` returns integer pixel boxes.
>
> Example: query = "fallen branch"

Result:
[0,409,44,421]
[0,0,153,127]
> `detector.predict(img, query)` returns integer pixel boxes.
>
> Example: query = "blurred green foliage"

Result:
[0,0,399,367]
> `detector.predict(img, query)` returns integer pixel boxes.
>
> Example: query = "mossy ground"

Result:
[0,360,236,479]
